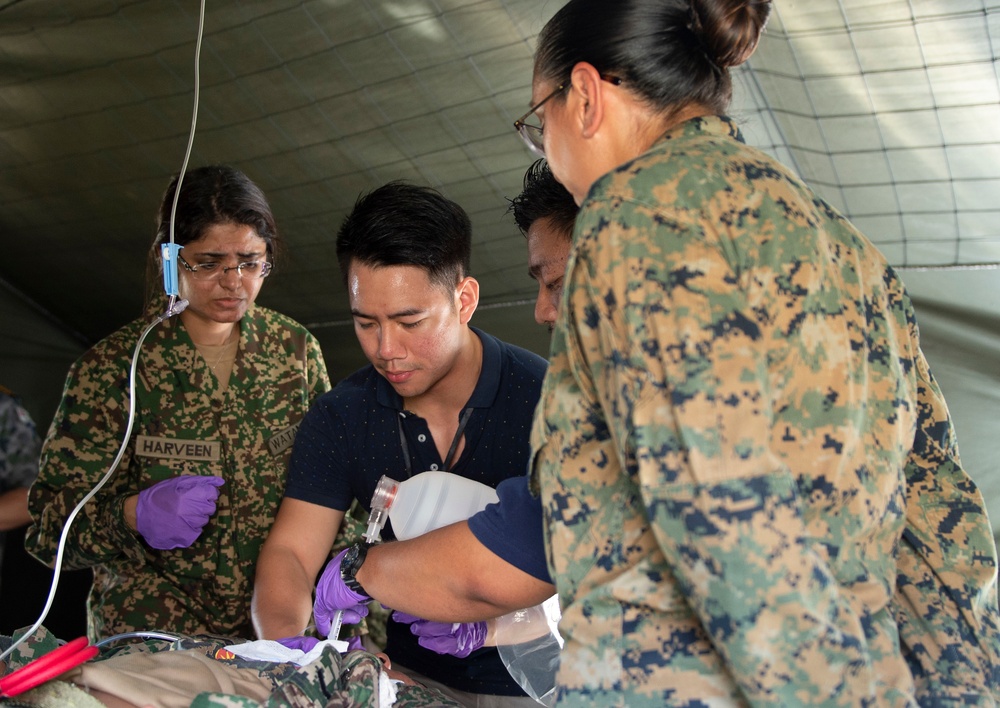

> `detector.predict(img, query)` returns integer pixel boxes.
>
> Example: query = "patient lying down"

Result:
[1,628,457,708]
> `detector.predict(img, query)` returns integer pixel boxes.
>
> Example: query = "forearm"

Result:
[29,361,144,567]
[0,487,31,531]
[122,494,139,530]
[357,522,552,622]
[252,548,318,639]
[27,479,140,569]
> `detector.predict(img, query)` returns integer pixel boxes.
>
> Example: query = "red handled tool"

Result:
[0,636,98,698]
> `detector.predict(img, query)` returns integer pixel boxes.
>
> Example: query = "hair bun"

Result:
[690,0,772,69]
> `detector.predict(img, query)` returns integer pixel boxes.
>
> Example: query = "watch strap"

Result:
[340,541,374,597]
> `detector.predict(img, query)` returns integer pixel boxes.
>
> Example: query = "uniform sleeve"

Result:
[894,348,1000,700]
[0,396,42,491]
[565,200,877,704]
[26,352,146,569]
[304,331,332,400]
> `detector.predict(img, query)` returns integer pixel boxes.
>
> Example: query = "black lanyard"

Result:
[397,407,474,477]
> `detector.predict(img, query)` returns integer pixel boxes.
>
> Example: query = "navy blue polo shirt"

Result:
[284,327,546,696]
[285,327,545,520]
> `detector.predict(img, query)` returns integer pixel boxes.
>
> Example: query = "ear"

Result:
[456,276,480,324]
[568,62,606,139]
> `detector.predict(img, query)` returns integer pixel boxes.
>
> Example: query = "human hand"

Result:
[135,475,225,549]
[392,612,487,658]
[276,635,320,653]
[313,548,370,637]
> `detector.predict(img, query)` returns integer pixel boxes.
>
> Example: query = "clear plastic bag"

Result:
[494,594,563,706]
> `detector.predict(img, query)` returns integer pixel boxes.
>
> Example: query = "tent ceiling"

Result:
[1,0,998,346]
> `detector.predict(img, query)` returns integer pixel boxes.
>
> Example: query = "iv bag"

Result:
[495,594,563,706]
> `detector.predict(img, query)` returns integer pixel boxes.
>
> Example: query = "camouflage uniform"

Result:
[0,389,41,587]
[529,115,1000,706]
[26,299,330,641]
[0,390,40,491]
[0,626,460,707]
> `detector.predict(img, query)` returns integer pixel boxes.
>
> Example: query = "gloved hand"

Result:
[313,548,371,638]
[276,635,320,653]
[392,612,487,658]
[135,475,225,550]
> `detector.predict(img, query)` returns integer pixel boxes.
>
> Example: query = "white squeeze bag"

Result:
[363,471,499,542]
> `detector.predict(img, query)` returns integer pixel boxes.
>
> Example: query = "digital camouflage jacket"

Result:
[0,390,42,581]
[0,626,459,707]
[0,390,41,493]
[530,116,999,706]
[26,301,330,641]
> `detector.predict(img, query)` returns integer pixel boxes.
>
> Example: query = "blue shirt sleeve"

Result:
[468,475,551,583]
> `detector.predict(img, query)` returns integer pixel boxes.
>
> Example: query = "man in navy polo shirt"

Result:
[253,181,547,707]
[302,160,573,644]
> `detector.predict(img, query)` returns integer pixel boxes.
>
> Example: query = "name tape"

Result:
[135,435,221,462]
[267,423,301,456]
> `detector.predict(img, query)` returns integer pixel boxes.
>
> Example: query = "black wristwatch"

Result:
[340,541,375,597]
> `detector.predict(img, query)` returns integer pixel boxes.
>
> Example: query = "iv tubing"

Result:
[165,0,205,312]
[0,0,208,665]
[95,631,181,648]
[0,303,187,662]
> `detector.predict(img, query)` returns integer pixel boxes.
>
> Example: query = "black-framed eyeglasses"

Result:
[512,74,624,158]
[179,254,272,281]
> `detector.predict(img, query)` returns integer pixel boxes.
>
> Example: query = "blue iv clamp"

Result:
[161,243,183,297]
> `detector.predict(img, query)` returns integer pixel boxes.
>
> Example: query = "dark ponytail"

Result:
[690,0,771,70]
[536,0,771,115]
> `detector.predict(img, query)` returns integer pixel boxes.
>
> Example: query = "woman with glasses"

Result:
[520,0,999,705]
[27,165,331,640]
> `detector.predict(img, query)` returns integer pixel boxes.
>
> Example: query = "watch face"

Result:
[341,542,368,592]
[343,547,360,574]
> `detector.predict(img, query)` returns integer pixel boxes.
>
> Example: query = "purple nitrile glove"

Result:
[135,475,225,550]
[345,635,364,652]
[313,548,371,638]
[276,635,320,653]
[392,611,487,658]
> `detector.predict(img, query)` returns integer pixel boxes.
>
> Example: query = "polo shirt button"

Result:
[429,463,439,470]
[417,434,427,442]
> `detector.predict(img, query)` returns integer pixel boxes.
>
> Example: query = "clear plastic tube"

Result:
[328,610,343,642]
[364,476,399,543]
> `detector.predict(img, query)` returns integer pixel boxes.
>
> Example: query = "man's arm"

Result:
[355,520,553,623]
[252,497,344,639]
[0,487,31,531]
